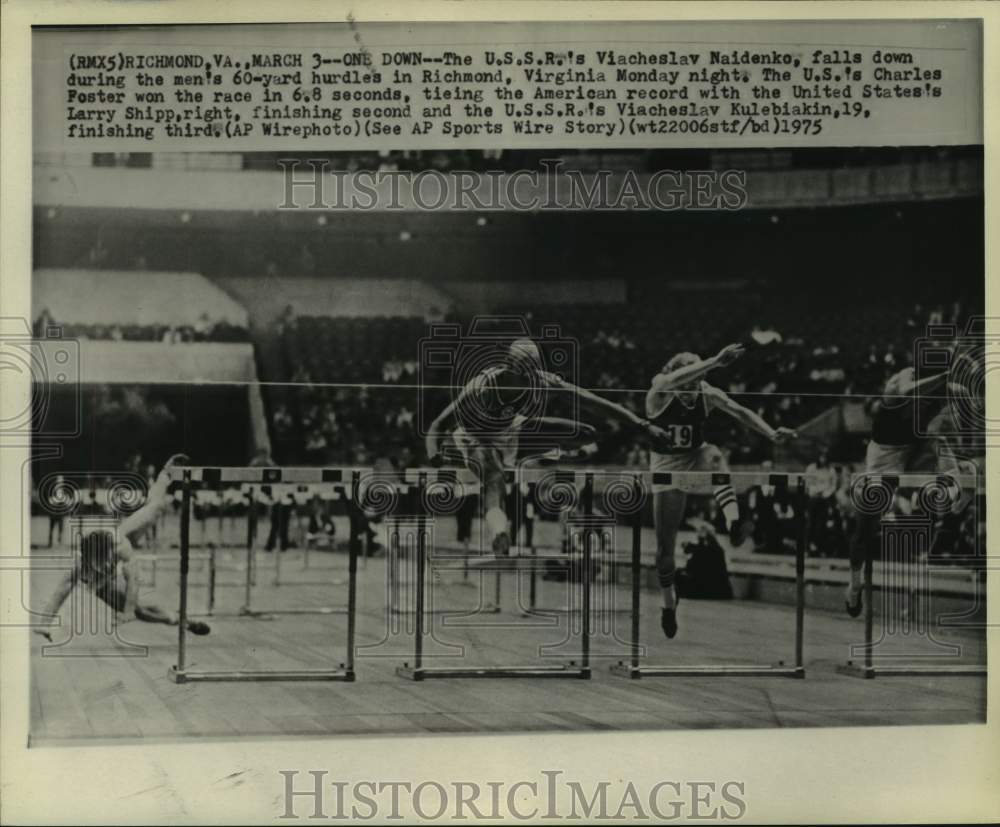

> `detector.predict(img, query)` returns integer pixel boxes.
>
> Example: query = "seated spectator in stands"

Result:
[305,495,335,549]
[596,371,620,389]
[298,244,316,275]
[85,238,109,267]
[277,304,297,336]
[382,360,403,383]
[624,442,649,468]
[193,312,212,341]
[304,430,328,463]
[676,521,734,600]
[395,406,414,429]
[272,403,294,436]
[34,308,56,337]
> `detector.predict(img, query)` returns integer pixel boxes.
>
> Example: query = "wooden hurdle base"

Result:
[836,659,986,679]
[466,553,588,571]
[395,661,590,681]
[391,604,502,616]
[522,605,629,617]
[275,576,349,587]
[610,661,805,679]
[238,605,347,619]
[169,665,355,683]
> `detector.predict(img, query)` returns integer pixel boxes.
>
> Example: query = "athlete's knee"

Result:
[703,444,726,470]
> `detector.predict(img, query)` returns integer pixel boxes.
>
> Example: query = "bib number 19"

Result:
[666,424,693,449]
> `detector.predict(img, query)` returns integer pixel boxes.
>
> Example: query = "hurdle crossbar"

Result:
[395,470,593,680]
[165,466,371,484]
[836,470,985,680]
[611,472,811,680]
[169,467,366,683]
[402,467,978,494]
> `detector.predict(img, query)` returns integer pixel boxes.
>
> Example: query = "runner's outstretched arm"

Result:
[120,453,188,540]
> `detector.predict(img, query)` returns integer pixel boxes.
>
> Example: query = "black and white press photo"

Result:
[2,7,996,825]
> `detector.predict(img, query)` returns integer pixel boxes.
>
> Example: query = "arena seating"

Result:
[266,289,975,467]
[39,321,248,343]
[281,316,427,385]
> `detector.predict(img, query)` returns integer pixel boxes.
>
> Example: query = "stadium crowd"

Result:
[33,308,249,343]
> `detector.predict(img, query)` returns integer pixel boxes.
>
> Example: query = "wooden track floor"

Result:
[29,539,985,744]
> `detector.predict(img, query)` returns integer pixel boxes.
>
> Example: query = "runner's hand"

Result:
[715,343,746,366]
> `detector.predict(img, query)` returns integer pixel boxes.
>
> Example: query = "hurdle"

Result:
[611,470,812,679]
[518,477,629,618]
[395,469,594,680]
[837,471,986,679]
[168,466,366,683]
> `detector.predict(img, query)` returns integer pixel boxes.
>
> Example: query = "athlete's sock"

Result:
[661,586,676,610]
[485,507,509,541]
[849,566,863,594]
[714,485,739,528]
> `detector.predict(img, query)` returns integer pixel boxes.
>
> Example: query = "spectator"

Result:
[676,521,734,600]
[264,491,294,552]
[305,495,335,549]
